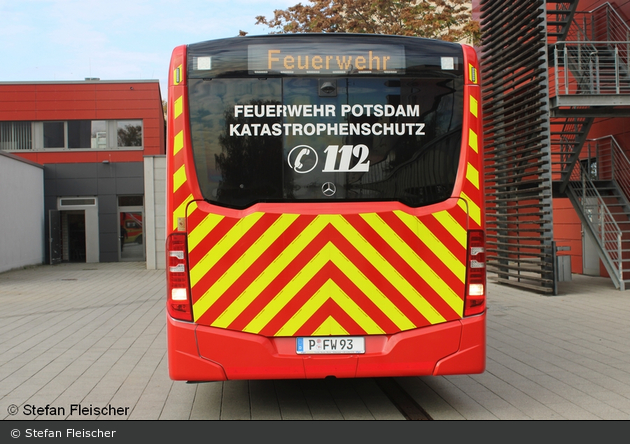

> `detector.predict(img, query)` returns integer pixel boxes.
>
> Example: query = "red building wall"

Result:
[0,80,164,164]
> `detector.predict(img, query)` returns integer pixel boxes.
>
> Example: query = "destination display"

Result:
[248,43,406,75]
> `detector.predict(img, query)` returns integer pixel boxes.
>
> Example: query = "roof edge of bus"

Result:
[187,33,465,47]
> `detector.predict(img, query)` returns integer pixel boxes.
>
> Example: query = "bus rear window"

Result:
[188,75,463,209]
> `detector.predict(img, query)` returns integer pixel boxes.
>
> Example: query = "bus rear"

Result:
[166,34,485,381]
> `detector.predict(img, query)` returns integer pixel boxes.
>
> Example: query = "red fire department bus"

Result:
[166,34,485,381]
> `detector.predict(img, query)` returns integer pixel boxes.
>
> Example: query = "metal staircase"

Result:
[550,3,630,107]
[548,3,630,290]
[565,137,630,289]
[551,116,594,194]
[547,0,579,41]
[479,0,630,292]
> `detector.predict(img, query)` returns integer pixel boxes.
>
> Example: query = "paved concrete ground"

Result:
[400,274,630,420]
[0,262,628,420]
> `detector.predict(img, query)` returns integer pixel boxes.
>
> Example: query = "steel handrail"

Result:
[552,3,630,99]
[553,42,630,96]
[569,161,624,288]
[589,3,630,43]
[586,135,630,201]
[568,3,630,44]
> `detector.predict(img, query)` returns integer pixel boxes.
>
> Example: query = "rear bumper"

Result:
[167,313,485,381]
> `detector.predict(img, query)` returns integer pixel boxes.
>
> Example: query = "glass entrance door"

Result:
[119,206,145,262]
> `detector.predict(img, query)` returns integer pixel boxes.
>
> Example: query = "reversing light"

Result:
[468,283,484,296]
[465,230,486,317]
[171,288,188,301]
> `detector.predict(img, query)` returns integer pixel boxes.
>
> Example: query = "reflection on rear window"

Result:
[189,74,463,209]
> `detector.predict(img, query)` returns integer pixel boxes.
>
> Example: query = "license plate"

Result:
[296,337,365,354]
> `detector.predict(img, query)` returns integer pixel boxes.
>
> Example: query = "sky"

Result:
[0,0,298,99]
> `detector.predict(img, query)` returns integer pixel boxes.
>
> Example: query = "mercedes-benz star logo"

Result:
[322,182,336,197]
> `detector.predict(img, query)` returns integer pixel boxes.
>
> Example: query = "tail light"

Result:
[166,233,193,322]
[464,230,486,317]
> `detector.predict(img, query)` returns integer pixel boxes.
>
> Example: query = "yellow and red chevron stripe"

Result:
[459,61,483,232]
[187,203,469,337]
[169,59,194,232]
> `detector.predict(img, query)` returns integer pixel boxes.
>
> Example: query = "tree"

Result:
[252,0,480,45]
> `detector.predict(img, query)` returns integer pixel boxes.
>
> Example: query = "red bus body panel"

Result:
[168,313,485,380]
[166,41,485,381]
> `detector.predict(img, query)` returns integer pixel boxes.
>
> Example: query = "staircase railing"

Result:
[553,42,630,96]
[551,2,630,98]
[584,135,630,201]
[575,2,630,46]
[567,161,625,289]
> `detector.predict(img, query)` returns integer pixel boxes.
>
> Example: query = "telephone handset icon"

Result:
[295,148,310,170]
[288,145,318,174]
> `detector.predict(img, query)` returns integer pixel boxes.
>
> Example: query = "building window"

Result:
[91,121,107,149]
[60,198,97,206]
[66,120,107,149]
[43,122,65,148]
[118,195,144,206]
[117,120,143,147]
[0,120,143,152]
[0,121,32,150]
